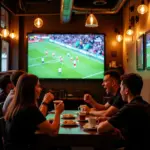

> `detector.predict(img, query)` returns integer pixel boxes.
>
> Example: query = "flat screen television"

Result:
[27,33,105,79]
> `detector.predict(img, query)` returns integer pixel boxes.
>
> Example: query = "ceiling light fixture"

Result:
[34,17,43,28]
[1,9,9,38]
[126,26,134,35]
[1,27,9,38]
[137,0,148,15]
[116,34,123,42]
[85,13,98,27]
[115,28,123,42]
[126,0,134,36]
[9,30,16,39]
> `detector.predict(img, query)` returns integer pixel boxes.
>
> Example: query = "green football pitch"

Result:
[28,41,104,79]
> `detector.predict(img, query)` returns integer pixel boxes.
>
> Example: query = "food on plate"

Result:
[63,120,76,125]
[62,114,75,119]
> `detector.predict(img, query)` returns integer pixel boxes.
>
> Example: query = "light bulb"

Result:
[116,34,123,42]
[90,15,94,25]
[1,28,9,38]
[34,17,43,28]
[137,4,148,14]
[10,32,16,39]
[126,28,134,36]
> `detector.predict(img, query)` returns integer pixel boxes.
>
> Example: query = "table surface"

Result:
[46,110,98,135]
[36,110,124,149]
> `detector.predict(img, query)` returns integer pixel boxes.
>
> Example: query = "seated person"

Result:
[4,74,64,150]
[84,70,125,117]
[97,73,150,150]
[0,74,13,103]
[3,70,25,114]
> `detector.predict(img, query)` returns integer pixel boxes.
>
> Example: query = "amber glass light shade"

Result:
[85,13,98,27]
[34,17,43,28]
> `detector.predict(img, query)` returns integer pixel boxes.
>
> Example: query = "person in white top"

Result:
[41,57,44,63]
[73,60,76,68]
[45,50,48,56]
[52,52,55,57]
[58,67,62,74]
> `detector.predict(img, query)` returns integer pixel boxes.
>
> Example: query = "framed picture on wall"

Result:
[1,40,9,71]
[145,30,150,70]
[136,34,145,70]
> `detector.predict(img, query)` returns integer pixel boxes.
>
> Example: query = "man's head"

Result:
[0,74,13,94]
[102,70,121,95]
[10,70,25,87]
[120,73,143,102]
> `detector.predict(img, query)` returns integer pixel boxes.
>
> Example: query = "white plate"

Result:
[83,123,97,130]
[61,114,76,119]
[61,122,78,126]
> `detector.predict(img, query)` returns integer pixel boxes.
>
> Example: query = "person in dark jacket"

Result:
[97,73,150,150]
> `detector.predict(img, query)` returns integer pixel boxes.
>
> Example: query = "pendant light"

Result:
[1,27,9,38]
[137,0,148,15]
[126,0,134,36]
[1,11,9,38]
[116,34,123,42]
[34,17,43,28]
[9,31,16,39]
[126,26,134,36]
[85,13,98,27]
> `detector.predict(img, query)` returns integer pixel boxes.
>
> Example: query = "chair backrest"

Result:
[0,117,6,138]
[0,117,6,150]
[0,102,4,117]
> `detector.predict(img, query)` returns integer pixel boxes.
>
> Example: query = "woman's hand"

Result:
[43,92,54,104]
[55,102,64,115]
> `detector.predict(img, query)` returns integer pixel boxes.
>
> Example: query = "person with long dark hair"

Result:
[4,74,64,150]
[2,70,25,114]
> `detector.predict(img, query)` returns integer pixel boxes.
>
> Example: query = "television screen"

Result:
[146,31,150,69]
[27,34,105,79]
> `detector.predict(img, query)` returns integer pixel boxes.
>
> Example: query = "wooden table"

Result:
[36,110,124,150]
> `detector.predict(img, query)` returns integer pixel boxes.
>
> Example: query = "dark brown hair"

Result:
[5,74,39,120]
[121,73,143,96]
[10,70,25,86]
[104,70,121,84]
[0,74,11,90]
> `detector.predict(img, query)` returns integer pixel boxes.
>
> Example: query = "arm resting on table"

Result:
[37,112,60,136]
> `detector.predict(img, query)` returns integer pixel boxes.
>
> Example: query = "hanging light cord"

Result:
[129,0,131,26]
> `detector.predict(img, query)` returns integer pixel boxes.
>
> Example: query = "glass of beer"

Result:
[53,100,63,110]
